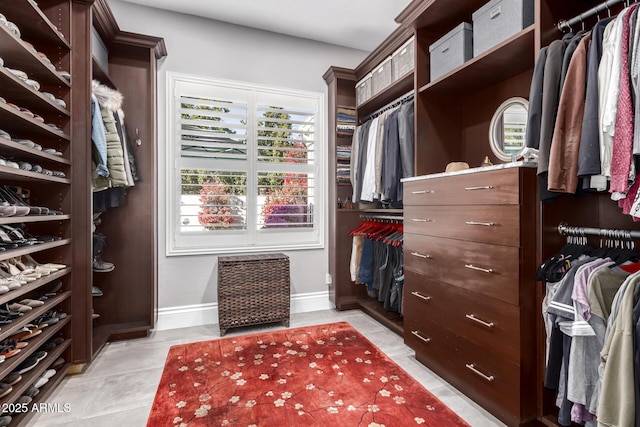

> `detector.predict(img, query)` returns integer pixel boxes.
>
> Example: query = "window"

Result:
[167,73,325,255]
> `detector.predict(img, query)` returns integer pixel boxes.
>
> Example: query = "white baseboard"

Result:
[155,290,331,331]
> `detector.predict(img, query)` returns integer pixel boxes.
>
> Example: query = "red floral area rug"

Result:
[147,321,470,427]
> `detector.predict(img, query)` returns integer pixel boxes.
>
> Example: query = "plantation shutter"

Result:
[170,75,324,255]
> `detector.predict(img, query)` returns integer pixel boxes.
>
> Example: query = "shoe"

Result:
[41,369,56,379]
[7,303,31,313]
[92,286,103,297]
[0,339,27,350]
[15,395,31,405]
[2,372,22,386]
[23,386,38,397]
[19,299,45,307]
[51,357,64,370]
[0,187,46,215]
[33,377,48,388]
[10,326,41,341]
[0,270,25,287]
[0,346,20,359]
[93,259,115,272]
[0,383,11,398]
[23,254,66,270]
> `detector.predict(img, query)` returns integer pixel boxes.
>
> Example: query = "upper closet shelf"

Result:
[2,0,71,50]
[397,0,488,33]
[419,25,535,95]
[0,26,71,89]
[357,72,414,121]
[91,56,116,89]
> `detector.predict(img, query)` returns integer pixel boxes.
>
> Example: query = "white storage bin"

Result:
[392,36,415,81]
[356,74,372,106]
[472,0,534,57]
[429,23,473,82]
[371,57,392,95]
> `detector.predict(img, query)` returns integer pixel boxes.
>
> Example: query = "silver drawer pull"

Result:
[411,190,433,194]
[464,185,494,191]
[411,291,432,301]
[465,221,495,226]
[411,252,431,259]
[465,264,493,274]
[465,314,495,328]
[411,218,433,223]
[411,330,431,343]
[465,363,495,382]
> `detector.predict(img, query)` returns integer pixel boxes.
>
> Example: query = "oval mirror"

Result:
[489,97,529,162]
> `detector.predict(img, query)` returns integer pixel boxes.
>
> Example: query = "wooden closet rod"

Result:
[558,222,640,240]
[557,0,628,31]
[359,91,414,124]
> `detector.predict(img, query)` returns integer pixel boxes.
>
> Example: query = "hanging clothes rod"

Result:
[557,0,627,32]
[359,91,414,124]
[557,222,640,239]
[360,214,403,222]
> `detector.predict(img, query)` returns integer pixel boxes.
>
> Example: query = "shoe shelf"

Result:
[8,345,71,427]
[0,320,70,406]
[0,239,70,262]
[0,291,70,343]
[0,215,70,225]
[418,25,535,95]
[0,165,69,184]
[0,338,70,411]
[0,103,70,143]
[0,25,70,90]
[0,67,71,119]
[0,138,70,166]
[0,269,69,308]
[0,312,70,380]
[2,0,71,51]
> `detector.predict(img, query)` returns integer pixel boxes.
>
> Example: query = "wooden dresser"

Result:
[402,165,538,427]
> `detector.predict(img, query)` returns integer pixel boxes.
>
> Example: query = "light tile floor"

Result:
[30,309,506,426]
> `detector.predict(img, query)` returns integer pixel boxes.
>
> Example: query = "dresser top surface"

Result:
[401,161,537,182]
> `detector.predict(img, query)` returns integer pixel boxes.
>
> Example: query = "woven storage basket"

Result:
[217,253,290,335]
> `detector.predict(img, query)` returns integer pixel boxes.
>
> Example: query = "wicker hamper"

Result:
[217,253,290,335]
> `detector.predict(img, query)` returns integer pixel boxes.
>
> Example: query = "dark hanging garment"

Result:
[525,46,548,150]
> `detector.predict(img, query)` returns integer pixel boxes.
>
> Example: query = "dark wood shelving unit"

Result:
[84,0,167,361]
[325,1,623,426]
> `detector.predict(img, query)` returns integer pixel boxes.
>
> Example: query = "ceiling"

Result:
[117,0,414,51]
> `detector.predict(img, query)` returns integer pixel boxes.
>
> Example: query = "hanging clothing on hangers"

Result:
[540,223,640,426]
[348,217,404,314]
[351,97,414,205]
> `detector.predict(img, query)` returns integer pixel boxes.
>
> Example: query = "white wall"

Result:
[107,1,368,315]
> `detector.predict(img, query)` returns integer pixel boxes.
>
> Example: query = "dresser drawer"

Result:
[404,168,521,206]
[404,316,521,425]
[404,234,520,304]
[404,205,520,246]
[404,271,520,361]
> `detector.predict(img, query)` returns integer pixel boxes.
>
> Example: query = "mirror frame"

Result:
[488,97,529,162]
